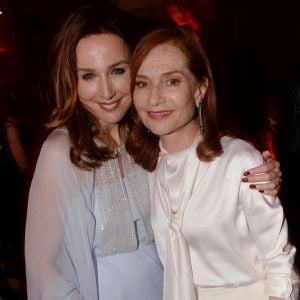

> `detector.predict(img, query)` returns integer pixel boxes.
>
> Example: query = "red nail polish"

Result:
[242,178,248,182]
[243,171,250,176]
[249,184,256,189]
[259,190,264,193]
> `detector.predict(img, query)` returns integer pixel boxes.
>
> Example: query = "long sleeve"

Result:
[25,129,97,300]
[239,148,296,299]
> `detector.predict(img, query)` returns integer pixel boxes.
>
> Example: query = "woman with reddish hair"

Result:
[128,27,298,300]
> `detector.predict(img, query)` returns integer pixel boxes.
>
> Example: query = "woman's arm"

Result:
[240,151,296,300]
[242,151,281,196]
[25,132,81,300]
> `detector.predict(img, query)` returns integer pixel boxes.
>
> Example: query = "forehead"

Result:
[138,43,188,74]
[76,33,129,64]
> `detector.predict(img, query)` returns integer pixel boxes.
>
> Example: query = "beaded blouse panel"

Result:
[94,145,154,257]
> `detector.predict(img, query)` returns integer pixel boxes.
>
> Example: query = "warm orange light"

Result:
[166,4,199,33]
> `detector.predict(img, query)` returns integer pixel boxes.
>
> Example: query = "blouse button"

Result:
[171,208,178,215]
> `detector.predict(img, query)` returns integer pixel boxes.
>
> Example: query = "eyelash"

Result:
[82,73,95,80]
[167,78,181,86]
[135,81,147,88]
[80,67,127,81]
[112,67,126,75]
[135,78,182,89]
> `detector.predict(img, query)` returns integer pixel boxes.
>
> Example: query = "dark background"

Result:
[2,0,300,155]
[0,0,299,299]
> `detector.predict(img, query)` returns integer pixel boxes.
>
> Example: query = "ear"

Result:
[194,77,208,106]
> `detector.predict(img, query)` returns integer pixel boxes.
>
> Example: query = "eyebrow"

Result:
[77,60,130,72]
[136,70,185,78]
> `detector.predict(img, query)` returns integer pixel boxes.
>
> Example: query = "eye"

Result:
[111,67,126,75]
[135,81,148,89]
[167,78,181,86]
[82,73,96,80]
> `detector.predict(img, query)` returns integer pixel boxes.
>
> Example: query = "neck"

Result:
[100,123,126,147]
[160,120,200,154]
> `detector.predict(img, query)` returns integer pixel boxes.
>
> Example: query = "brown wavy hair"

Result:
[126,27,223,171]
[47,3,130,170]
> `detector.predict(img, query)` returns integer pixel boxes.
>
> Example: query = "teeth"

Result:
[149,111,171,116]
[148,111,172,120]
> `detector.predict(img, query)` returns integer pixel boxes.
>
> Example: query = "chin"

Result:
[100,111,127,123]
[147,127,172,137]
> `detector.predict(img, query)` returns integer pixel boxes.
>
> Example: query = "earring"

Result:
[196,102,205,134]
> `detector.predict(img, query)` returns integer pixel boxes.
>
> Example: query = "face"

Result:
[76,33,131,131]
[133,43,205,142]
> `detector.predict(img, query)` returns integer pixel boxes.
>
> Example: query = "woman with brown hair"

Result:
[25,4,164,299]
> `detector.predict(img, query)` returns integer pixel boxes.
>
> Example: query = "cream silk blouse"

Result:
[149,136,297,300]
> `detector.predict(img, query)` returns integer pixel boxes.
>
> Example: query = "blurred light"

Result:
[166,4,199,33]
[0,10,3,15]
[0,47,9,53]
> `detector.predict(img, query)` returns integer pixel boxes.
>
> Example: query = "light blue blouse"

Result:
[25,128,163,300]
[94,179,163,300]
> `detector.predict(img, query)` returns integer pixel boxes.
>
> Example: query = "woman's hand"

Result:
[242,151,282,196]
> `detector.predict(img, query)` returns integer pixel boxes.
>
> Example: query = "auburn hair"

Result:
[126,27,223,171]
[47,3,130,170]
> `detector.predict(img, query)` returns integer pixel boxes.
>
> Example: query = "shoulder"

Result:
[221,136,258,154]
[35,127,72,172]
[33,127,93,191]
[220,136,263,168]
[43,127,70,150]
[40,128,70,159]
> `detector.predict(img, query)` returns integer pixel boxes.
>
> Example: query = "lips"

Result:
[147,110,173,120]
[99,99,121,111]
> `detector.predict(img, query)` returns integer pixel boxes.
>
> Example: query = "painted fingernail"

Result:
[243,171,250,176]
[259,190,264,193]
[242,178,248,182]
[249,184,256,189]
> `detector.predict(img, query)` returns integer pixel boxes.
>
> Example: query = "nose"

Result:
[100,77,116,100]
[148,84,164,107]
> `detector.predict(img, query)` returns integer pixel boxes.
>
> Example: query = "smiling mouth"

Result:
[147,110,173,120]
[99,99,121,111]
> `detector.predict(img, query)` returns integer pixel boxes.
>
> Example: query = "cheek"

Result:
[77,81,97,102]
[133,87,149,107]
[133,92,143,111]
[134,102,147,121]
[132,100,141,115]
[187,101,196,117]
[178,95,196,119]
[132,100,145,121]
[116,75,131,95]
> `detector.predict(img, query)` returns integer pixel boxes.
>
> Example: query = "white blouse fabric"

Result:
[149,136,297,300]
[25,128,163,300]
